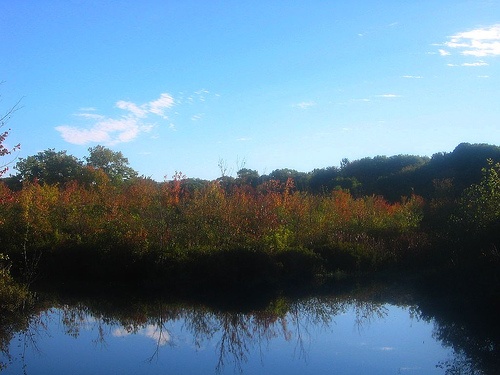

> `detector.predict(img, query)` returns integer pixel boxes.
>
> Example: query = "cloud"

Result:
[376,94,401,98]
[148,93,174,118]
[73,113,106,120]
[194,89,210,102]
[115,93,174,119]
[56,116,152,146]
[378,346,395,351]
[177,89,213,105]
[441,24,500,57]
[439,49,451,56]
[401,75,423,79]
[56,93,174,145]
[447,61,489,67]
[294,101,316,110]
[116,101,148,118]
[462,61,488,66]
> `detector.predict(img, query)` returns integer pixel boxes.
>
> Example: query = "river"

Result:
[1,279,498,374]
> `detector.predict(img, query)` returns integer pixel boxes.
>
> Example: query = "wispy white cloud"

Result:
[440,24,500,57]
[56,93,175,146]
[194,89,210,102]
[73,113,106,120]
[237,137,252,142]
[462,61,488,66]
[447,61,489,67]
[56,116,152,146]
[376,94,401,98]
[148,93,174,118]
[377,346,395,351]
[116,100,148,118]
[401,75,423,79]
[294,101,316,110]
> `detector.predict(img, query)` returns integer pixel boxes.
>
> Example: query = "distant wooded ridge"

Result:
[4,142,500,202]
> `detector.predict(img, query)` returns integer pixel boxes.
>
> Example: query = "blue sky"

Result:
[1,1,500,180]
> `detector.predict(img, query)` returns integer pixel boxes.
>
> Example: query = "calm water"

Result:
[1,283,497,374]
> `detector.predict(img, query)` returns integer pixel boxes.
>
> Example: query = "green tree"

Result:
[236,168,260,187]
[85,145,138,184]
[308,167,339,193]
[265,168,309,190]
[15,149,84,185]
[456,159,500,238]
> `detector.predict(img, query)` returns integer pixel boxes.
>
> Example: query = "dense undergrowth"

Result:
[0,172,430,287]
[0,149,499,295]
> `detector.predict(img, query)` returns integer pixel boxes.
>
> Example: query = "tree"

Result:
[340,158,350,169]
[85,145,138,184]
[236,168,260,187]
[308,167,339,193]
[0,96,25,304]
[15,149,84,185]
[456,159,500,238]
[265,168,309,190]
[0,100,21,178]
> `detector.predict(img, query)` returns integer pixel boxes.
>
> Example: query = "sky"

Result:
[1,1,500,181]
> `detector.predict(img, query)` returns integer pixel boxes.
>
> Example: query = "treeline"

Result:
[0,143,499,290]
[5,143,500,202]
[222,142,500,202]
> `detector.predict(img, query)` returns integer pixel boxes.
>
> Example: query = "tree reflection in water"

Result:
[0,308,51,374]
[0,283,498,374]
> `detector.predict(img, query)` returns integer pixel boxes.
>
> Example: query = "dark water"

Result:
[1,282,498,374]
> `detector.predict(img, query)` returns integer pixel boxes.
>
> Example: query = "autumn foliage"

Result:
[0,173,428,286]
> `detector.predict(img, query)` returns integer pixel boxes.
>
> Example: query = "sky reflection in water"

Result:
[3,297,458,375]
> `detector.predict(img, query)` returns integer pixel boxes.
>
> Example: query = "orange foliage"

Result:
[0,175,426,271]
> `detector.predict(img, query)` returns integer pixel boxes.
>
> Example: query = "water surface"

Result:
[1,283,495,374]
